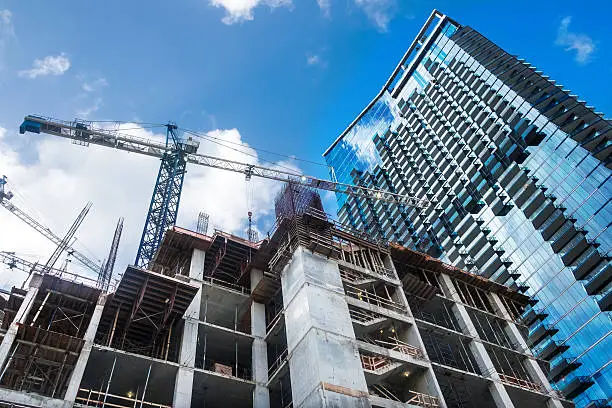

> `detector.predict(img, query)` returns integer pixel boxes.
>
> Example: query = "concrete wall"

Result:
[173,248,205,408]
[281,246,370,408]
[251,268,270,408]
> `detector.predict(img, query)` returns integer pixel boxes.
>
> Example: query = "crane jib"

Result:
[19,114,429,267]
[19,116,429,209]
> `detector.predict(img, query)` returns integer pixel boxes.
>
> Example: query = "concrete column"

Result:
[489,382,517,408]
[469,337,516,408]
[489,294,563,408]
[488,293,531,353]
[439,274,478,336]
[64,293,108,402]
[395,269,446,406]
[173,248,205,408]
[438,273,461,303]
[0,274,43,372]
[399,324,447,407]
[251,269,270,408]
[281,247,370,408]
[440,275,515,408]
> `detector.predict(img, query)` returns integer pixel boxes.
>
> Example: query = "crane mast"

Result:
[20,115,430,268]
[135,124,195,267]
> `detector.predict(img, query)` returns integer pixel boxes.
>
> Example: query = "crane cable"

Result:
[49,119,328,173]
[180,127,328,173]
[75,121,331,176]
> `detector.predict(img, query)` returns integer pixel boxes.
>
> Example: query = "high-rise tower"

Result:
[323,10,611,407]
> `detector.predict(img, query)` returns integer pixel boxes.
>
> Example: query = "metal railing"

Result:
[203,276,249,295]
[345,284,406,314]
[359,335,426,360]
[76,388,171,408]
[348,306,387,325]
[406,390,441,408]
[361,354,398,373]
[369,384,401,401]
[498,373,543,393]
[268,348,288,379]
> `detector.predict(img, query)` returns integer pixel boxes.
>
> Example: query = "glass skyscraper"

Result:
[324,10,610,407]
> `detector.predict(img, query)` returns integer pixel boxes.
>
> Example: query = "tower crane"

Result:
[0,251,96,285]
[0,175,102,274]
[20,115,430,268]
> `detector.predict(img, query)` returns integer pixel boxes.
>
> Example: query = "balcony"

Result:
[571,247,604,280]
[530,201,556,229]
[344,284,407,315]
[358,335,426,361]
[528,323,558,347]
[549,221,579,253]
[584,263,612,296]
[561,376,595,399]
[534,338,569,361]
[349,306,390,334]
[540,210,566,241]
[597,289,612,312]
[340,266,378,287]
[267,348,289,385]
[561,234,590,266]
[549,358,581,383]
[521,307,548,326]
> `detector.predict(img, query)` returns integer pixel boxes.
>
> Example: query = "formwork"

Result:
[0,272,101,400]
[94,266,199,361]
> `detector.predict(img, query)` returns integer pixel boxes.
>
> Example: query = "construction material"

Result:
[213,363,233,376]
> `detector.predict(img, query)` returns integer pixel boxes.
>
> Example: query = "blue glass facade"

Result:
[324,11,611,407]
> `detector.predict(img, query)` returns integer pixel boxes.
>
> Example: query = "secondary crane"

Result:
[41,201,92,272]
[20,115,430,268]
[0,175,102,274]
[0,251,97,286]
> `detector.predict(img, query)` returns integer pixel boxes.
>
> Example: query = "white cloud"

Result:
[306,52,322,66]
[317,0,331,17]
[210,0,292,24]
[555,16,595,64]
[18,54,71,78]
[0,123,297,290]
[82,77,108,93]
[76,97,103,118]
[354,0,395,32]
[0,10,15,48]
[207,0,398,30]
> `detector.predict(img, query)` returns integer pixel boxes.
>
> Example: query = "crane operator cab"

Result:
[178,136,199,154]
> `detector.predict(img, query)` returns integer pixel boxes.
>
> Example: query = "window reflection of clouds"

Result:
[324,17,610,402]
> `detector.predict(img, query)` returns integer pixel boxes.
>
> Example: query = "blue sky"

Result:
[1,0,610,169]
[0,0,610,285]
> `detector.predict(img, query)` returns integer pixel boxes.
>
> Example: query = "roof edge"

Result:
[323,9,451,157]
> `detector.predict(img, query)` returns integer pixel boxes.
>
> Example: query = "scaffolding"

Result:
[437,378,476,408]
[487,345,543,393]
[408,296,461,332]
[469,308,517,350]
[420,329,480,375]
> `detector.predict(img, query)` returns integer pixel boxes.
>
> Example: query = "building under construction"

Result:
[0,185,572,408]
